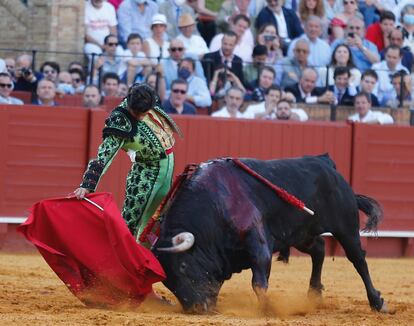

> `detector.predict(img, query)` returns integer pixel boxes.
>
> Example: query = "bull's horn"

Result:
[157,232,195,253]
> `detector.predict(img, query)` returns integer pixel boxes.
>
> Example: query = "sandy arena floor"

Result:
[0,253,413,326]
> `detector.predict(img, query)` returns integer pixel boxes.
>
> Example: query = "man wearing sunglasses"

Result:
[162,38,206,90]
[93,34,123,82]
[162,78,197,114]
[0,73,23,105]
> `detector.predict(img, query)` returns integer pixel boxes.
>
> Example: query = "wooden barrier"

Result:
[0,106,413,256]
[0,105,90,216]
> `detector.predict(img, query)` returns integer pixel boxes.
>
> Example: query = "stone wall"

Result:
[0,0,84,69]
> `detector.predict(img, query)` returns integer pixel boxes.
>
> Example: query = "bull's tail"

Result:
[355,194,384,232]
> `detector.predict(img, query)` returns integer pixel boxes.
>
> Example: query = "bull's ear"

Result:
[157,232,195,253]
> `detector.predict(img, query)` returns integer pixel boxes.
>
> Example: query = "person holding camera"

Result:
[209,66,246,100]
[256,23,283,65]
[14,54,41,92]
[330,16,380,72]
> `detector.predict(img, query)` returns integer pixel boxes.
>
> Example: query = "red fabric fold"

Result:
[17,192,166,308]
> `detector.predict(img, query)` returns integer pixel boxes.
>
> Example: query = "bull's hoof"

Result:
[379,301,388,314]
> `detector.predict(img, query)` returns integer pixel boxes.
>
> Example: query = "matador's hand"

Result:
[73,187,90,199]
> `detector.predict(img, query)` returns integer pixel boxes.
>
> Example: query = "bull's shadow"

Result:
[152,154,387,314]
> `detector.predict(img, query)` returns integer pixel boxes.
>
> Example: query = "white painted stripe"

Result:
[0,217,27,224]
[322,231,414,238]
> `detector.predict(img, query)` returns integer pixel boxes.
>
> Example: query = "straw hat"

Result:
[178,13,196,28]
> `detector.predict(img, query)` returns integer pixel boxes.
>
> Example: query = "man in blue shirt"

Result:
[331,16,380,72]
[162,79,197,115]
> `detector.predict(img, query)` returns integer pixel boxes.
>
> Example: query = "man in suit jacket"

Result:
[327,67,356,106]
[202,31,245,86]
[284,67,335,104]
[255,0,303,42]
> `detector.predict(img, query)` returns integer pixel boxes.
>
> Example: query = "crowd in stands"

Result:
[1,0,414,125]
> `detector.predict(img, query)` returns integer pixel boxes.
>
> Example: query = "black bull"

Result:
[153,154,387,313]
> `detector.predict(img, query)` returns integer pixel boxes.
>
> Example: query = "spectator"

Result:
[4,57,16,80]
[255,0,304,50]
[57,71,75,95]
[324,0,343,21]
[162,78,197,114]
[331,16,380,72]
[202,31,245,86]
[327,66,355,106]
[298,0,329,37]
[243,84,303,119]
[216,0,251,33]
[318,43,361,88]
[372,45,409,103]
[209,66,246,100]
[365,11,396,53]
[117,0,159,44]
[33,79,57,106]
[211,86,246,118]
[101,72,120,97]
[159,0,197,39]
[400,4,414,53]
[279,39,311,88]
[177,13,209,58]
[145,72,167,102]
[162,38,206,90]
[384,70,412,108]
[358,69,380,107]
[248,66,276,102]
[40,61,60,85]
[118,82,129,97]
[274,99,308,121]
[14,54,40,92]
[333,0,362,34]
[185,0,218,46]
[84,0,118,55]
[83,84,102,108]
[348,92,394,124]
[177,58,211,107]
[209,14,254,63]
[244,45,268,86]
[93,34,123,80]
[256,23,283,65]
[287,16,331,68]
[69,68,86,94]
[284,67,335,104]
[120,33,152,86]
[381,28,413,73]
[0,73,23,105]
[143,14,170,65]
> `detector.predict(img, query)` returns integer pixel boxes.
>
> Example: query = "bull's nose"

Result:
[188,302,209,314]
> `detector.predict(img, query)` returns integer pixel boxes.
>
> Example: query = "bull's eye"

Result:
[179,262,187,274]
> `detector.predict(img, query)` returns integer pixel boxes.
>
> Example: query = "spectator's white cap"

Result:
[151,14,167,26]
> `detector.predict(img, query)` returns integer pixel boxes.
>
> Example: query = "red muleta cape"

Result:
[17,192,166,308]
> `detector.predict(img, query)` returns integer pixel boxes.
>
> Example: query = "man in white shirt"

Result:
[244,85,308,120]
[177,14,209,58]
[287,16,332,68]
[0,73,23,105]
[212,86,246,118]
[84,0,118,55]
[348,92,394,125]
[372,45,409,104]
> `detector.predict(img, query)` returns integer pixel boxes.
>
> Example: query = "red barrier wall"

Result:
[88,111,352,209]
[351,124,414,231]
[0,105,89,216]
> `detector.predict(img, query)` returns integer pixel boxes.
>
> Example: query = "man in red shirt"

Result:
[365,11,396,52]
